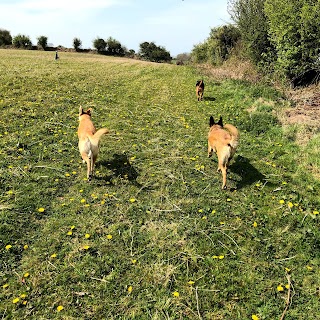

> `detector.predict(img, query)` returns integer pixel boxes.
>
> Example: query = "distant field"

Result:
[0,49,319,319]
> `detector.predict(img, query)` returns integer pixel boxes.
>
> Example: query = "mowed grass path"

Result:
[0,49,319,319]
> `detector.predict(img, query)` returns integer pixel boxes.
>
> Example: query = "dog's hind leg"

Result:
[80,151,93,181]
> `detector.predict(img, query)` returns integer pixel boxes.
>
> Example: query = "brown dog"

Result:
[208,116,239,189]
[196,80,204,101]
[78,107,109,181]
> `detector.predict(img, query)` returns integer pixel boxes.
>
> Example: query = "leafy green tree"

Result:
[191,25,240,65]
[264,0,320,78]
[139,42,171,63]
[93,38,106,52]
[73,37,82,51]
[228,0,275,64]
[105,37,125,56]
[37,36,48,50]
[0,29,12,46]
[12,34,32,49]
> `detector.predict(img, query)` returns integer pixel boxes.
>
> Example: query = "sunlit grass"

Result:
[0,49,319,319]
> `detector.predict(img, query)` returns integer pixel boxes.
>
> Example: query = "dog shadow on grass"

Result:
[204,96,216,102]
[97,153,142,187]
[229,155,267,190]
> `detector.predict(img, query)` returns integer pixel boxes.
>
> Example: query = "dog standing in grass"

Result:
[78,107,109,181]
[208,116,239,189]
[196,80,204,101]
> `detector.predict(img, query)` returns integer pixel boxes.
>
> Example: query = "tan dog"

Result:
[208,116,239,189]
[196,80,204,101]
[78,107,109,181]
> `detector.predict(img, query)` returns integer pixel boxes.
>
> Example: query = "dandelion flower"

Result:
[20,294,27,299]
[252,315,259,320]
[12,298,20,304]
[106,234,113,240]
[50,253,57,258]
[277,285,284,292]
[131,259,137,264]
[172,291,179,297]
[253,221,258,228]
[279,199,285,204]
[70,225,75,230]
[85,233,90,239]
[129,198,136,203]
[23,244,29,250]
[82,245,90,250]
[211,210,216,214]
[5,244,12,250]
[23,272,30,278]
[187,280,195,285]
[38,207,45,213]
[67,231,73,236]
[2,283,9,289]
[80,199,86,203]
[313,210,319,215]
[288,202,293,208]
[128,286,133,293]
[57,305,64,312]
[306,265,313,270]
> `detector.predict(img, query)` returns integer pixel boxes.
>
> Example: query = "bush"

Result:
[37,36,48,50]
[139,42,171,63]
[12,34,32,49]
[73,38,82,51]
[0,29,12,46]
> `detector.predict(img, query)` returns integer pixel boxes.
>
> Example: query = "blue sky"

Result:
[0,0,231,56]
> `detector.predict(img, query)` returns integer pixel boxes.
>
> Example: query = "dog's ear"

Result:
[79,106,84,116]
[209,116,215,127]
[86,108,92,116]
[217,116,223,127]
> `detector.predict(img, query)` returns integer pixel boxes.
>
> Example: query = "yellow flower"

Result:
[106,234,113,240]
[70,225,75,230]
[218,255,225,260]
[131,259,137,264]
[38,207,45,213]
[57,305,64,312]
[12,298,20,304]
[253,221,258,228]
[187,280,195,285]
[128,286,133,293]
[23,244,29,250]
[85,233,90,239]
[288,202,293,208]
[279,200,285,204]
[313,210,319,215]
[23,272,30,278]
[83,245,90,250]
[198,209,203,213]
[211,210,216,214]
[80,199,86,203]
[20,294,27,299]
[67,231,73,236]
[277,285,284,292]
[129,198,136,203]
[285,284,290,289]
[252,315,259,320]
[306,265,313,271]
[5,244,12,250]
[65,173,70,177]
[2,283,9,289]
[172,291,179,297]
[50,253,57,258]
[226,198,232,202]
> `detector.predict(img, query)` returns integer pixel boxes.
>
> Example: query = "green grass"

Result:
[0,49,319,319]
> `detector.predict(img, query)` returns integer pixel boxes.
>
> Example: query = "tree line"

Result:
[191,0,320,86]
[0,30,172,63]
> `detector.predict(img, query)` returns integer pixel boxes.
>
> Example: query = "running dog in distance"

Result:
[208,116,239,189]
[196,80,204,101]
[78,107,109,181]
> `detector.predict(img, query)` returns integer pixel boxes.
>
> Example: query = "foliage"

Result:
[105,37,125,56]
[12,34,32,49]
[37,36,48,50]
[93,37,106,52]
[0,29,12,46]
[228,0,275,65]
[139,41,171,62]
[0,50,319,319]
[264,0,320,78]
[73,37,82,51]
[191,25,241,65]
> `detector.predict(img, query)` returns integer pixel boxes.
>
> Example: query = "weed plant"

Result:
[0,49,319,319]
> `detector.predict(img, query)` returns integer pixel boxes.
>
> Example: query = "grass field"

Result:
[0,49,319,319]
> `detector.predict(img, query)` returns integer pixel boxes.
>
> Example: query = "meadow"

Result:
[0,49,319,319]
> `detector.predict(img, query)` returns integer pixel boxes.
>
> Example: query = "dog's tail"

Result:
[224,124,239,149]
[88,128,109,146]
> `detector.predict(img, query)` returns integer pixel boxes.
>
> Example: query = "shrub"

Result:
[37,36,48,50]
[12,34,32,49]
[0,29,12,46]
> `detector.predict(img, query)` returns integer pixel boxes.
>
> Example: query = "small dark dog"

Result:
[196,80,204,101]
